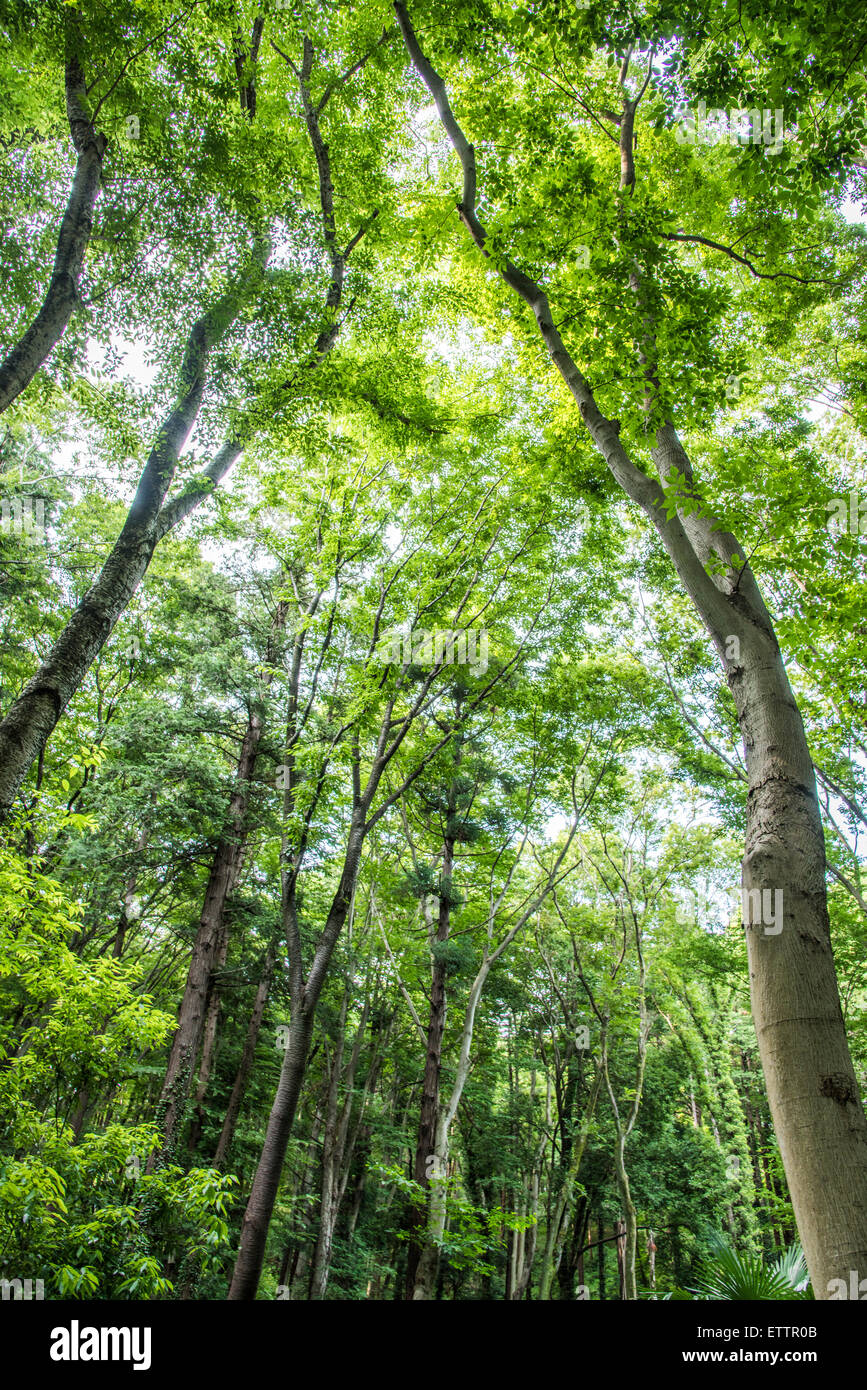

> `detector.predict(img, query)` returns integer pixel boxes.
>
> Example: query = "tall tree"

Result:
[394,0,867,1296]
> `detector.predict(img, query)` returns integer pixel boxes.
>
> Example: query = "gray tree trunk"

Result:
[0,239,269,817]
[0,44,106,415]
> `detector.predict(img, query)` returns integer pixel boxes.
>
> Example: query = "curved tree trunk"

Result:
[0,240,269,818]
[0,45,106,416]
[228,1000,317,1300]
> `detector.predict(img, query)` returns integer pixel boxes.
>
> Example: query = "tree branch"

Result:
[661,231,845,288]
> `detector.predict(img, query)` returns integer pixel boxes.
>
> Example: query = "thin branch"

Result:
[316,30,391,115]
[661,231,846,288]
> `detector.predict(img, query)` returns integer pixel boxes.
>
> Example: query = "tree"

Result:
[393,0,867,1296]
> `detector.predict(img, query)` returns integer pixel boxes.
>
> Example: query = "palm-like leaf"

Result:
[695,1248,795,1300]
[649,1238,814,1300]
[772,1244,811,1294]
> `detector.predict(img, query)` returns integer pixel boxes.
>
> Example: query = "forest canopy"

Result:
[1,0,866,1313]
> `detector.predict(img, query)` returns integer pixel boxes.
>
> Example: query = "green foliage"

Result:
[674,1238,813,1301]
[0,837,237,1297]
[1,0,866,1306]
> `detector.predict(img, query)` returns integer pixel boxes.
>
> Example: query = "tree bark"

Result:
[227,994,317,1299]
[0,239,268,817]
[559,1195,591,1300]
[615,1217,627,1300]
[538,1063,602,1300]
[213,942,278,1168]
[406,839,453,1296]
[410,812,580,1297]
[0,44,106,416]
[309,992,372,1299]
[227,815,366,1300]
[185,952,226,1157]
[150,697,269,1166]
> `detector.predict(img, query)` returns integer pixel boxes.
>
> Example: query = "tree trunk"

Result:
[186,958,226,1157]
[412,1149,447,1301]
[615,1218,627,1300]
[345,1135,369,1242]
[309,993,376,1300]
[275,1100,325,1298]
[411,967,484,1301]
[149,707,265,1166]
[228,1000,316,1299]
[732,636,867,1294]
[111,818,151,960]
[564,1195,591,1300]
[512,1072,549,1300]
[213,942,277,1167]
[0,46,106,416]
[612,1146,638,1300]
[0,241,268,817]
[227,815,366,1300]
[308,997,348,1301]
[406,853,452,1295]
[538,1064,602,1300]
[410,837,577,1298]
